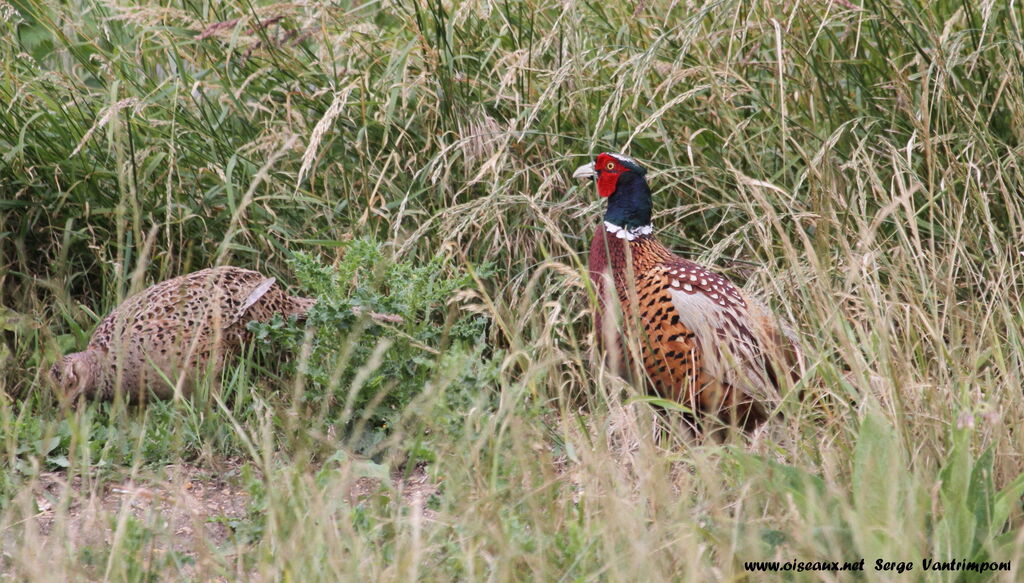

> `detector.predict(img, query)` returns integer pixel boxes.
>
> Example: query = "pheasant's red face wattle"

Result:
[596,169,620,197]
[594,153,628,198]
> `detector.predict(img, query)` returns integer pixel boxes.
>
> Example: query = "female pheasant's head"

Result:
[48,351,102,402]
[573,152,653,240]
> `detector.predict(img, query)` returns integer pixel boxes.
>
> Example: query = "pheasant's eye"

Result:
[606,162,615,170]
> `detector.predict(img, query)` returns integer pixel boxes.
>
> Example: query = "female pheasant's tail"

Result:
[282,295,404,324]
[289,295,318,319]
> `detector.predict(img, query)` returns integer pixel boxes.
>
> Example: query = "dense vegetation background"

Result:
[2,0,1023,580]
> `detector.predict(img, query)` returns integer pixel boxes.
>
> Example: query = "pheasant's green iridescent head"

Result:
[573,152,653,233]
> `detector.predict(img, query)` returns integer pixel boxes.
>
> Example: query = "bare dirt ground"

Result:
[11,459,437,578]
[31,462,251,554]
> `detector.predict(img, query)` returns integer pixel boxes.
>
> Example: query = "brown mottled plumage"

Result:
[576,153,800,430]
[49,267,315,401]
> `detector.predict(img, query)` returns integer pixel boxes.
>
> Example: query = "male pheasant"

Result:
[49,266,315,402]
[573,152,797,430]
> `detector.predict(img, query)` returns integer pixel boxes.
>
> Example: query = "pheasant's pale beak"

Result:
[572,161,596,179]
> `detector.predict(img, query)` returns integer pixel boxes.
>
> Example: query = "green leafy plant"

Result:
[251,240,496,453]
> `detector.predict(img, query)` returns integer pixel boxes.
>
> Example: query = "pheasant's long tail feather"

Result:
[289,296,318,319]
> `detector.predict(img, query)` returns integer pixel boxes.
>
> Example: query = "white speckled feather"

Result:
[666,285,776,406]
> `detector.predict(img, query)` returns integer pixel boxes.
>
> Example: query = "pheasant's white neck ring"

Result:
[604,222,653,241]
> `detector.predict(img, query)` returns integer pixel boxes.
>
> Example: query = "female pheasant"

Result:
[573,153,797,430]
[49,267,315,402]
